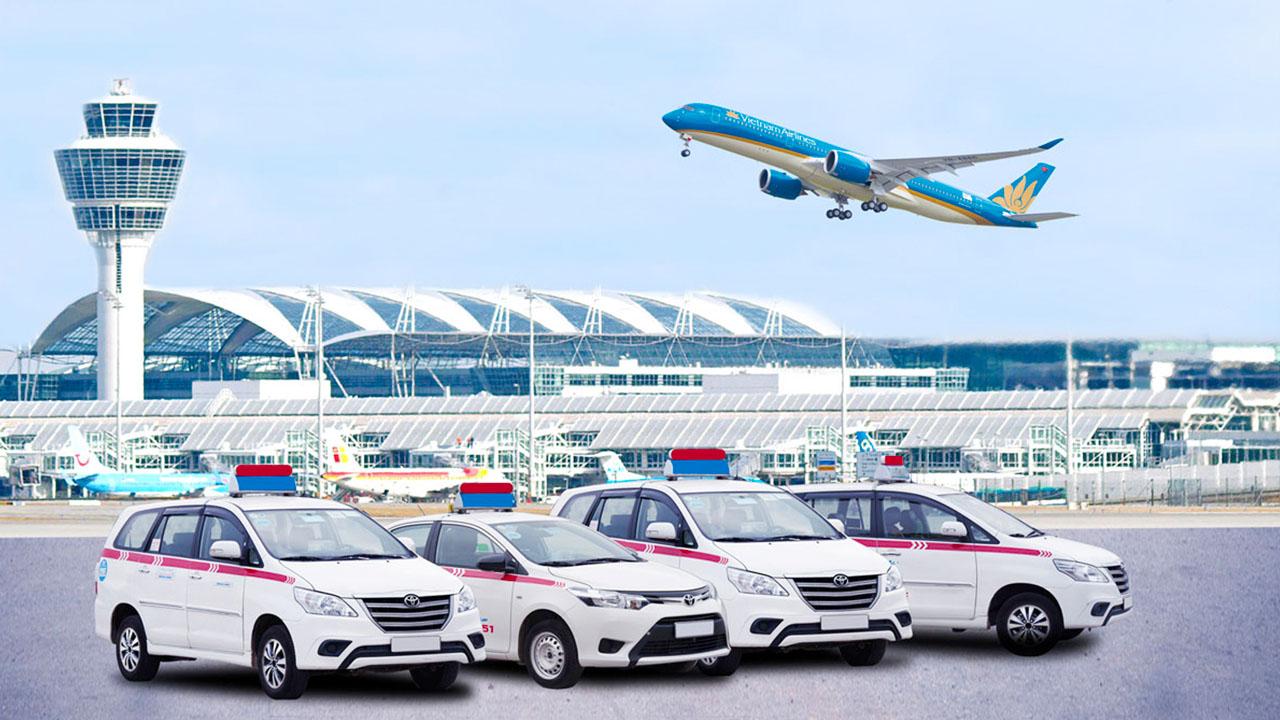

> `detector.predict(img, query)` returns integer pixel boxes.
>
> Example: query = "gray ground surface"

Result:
[2,529,1277,719]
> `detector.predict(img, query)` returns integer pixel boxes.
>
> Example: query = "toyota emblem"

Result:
[682,594,696,606]
[403,594,420,607]
[832,574,849,587]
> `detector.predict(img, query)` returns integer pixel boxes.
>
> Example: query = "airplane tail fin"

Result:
[853,431,877,453]
[65,426,107,478]
[324,430,364,473]
[598,451,645,483]
[989,163,1055,213]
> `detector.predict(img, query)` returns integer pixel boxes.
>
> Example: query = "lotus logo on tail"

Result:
[992,177,1038,213]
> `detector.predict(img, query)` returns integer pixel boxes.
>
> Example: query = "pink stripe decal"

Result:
[101,549,296,583]
[444,566,565,588]
[854,538,1050,558]
[616,539,731,565]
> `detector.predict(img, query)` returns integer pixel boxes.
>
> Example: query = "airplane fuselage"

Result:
[663,103,1038,228]
[74,472,229,497]
[323,468,498,500]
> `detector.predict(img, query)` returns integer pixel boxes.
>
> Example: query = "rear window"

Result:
[113,510,159,551]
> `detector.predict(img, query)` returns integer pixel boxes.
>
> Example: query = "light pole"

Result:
[311,287,326,495]
[513,285,536,501]
[840,329,848,482]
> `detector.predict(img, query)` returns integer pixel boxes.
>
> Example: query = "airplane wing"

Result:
[871,138,1063,190]
[1001,211,1078,223]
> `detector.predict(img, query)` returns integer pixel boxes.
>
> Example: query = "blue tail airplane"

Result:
[64,426,229,497]
[662,103,1076,228]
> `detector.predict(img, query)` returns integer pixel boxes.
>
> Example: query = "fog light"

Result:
[895,611,912,627]
[1091,602,1110,617]
[318,640,351,657]
[750,618,782,635]
[468,632,486,649]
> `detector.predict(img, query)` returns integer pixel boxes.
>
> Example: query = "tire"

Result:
[996,592,1062,657]
[115,615,160,682]
[1059,628,1085,641]
[839,639,887,667]
[523,619,583,689]
[695,648,742,677]
[410,662,460,691]
[257,625,309,699]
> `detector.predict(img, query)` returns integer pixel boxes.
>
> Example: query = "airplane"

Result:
[323,431,507,500]
[63,426,229,497]
[596,451,646,483]
[661,103,1076,228]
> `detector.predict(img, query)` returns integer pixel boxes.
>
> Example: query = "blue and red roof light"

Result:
[458,480,516,512]
[231,464,297,496]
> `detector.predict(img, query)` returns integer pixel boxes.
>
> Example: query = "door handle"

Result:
[881,551,902,557]
[137,567,151,574]
[189,572,204,580]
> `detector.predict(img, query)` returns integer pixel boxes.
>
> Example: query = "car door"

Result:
[633,490,697,570]
[186,509,251,654]
[391,520,436,558]
[585,489,639,540]
[803,491,876,542]
[874,492,978,621]
[143,509,202,648]
[431,523,515,654]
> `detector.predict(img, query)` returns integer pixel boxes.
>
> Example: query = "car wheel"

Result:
[115,615,160,681]
[1059,628,1085,641]
[839,639,887,666]
[524,619,583,689]
[257,625,309,699]
[410,662,460,691]
[996,592,1062,656]
[695,648,742,676]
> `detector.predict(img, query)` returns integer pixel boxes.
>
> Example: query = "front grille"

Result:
[629,614,727,662]
[1107,565,1130,594]
[360,594,451,633]
[792,574,880,611]
[637,586,714,605]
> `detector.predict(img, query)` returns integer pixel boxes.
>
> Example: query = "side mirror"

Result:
[939,520,967,538]
[645,522,677,542]
[398,536,418,555]
[827,517,846,534]
[209,539,243,561]
[477,553,514,573]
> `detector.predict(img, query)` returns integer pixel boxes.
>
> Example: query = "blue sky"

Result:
[1,1,1277,346]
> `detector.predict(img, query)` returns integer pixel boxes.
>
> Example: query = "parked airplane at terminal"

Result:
[64,426,228,497]
[661,103,1076,228]
[323,431,507,500]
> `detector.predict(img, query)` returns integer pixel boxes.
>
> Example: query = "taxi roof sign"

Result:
[664,448,731,479]
[457,480,516,512]
[872,455,910,483]
[231,464,297,497]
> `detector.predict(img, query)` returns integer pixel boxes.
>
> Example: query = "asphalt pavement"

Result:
[1,529,1276,719]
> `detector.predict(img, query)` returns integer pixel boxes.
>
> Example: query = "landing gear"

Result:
[826,196,852,220]
[679,134,692,157]
[862,199,889,213]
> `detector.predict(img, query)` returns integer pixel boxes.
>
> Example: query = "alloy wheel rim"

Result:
[531,632,565,679]
[1007,604,1050,645]
[262,638,287,689]
[119,627,140,672]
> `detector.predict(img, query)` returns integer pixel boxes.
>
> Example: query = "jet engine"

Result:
[824,150,872,185]
[758,168,804,200]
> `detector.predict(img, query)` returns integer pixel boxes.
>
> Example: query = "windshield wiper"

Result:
[712,536,768,542]
[576,557,634,565]
[542,557,634,567]
[276,555,331,562]
[761,534,833,542]
[326,553,406,561]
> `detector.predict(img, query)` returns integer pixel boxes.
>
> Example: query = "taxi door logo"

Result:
[97,558,109,582]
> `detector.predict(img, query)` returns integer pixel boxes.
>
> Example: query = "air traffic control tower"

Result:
[54,79,186,401]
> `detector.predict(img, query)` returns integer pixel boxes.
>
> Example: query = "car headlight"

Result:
[726,567,789,597]
[293,587,358,617]
[455,585,477,614]
[1053,559,1111,583]
[568,585,650,610]
[882,565,903,593]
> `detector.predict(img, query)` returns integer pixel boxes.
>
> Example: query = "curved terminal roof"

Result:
[33,287,838,356]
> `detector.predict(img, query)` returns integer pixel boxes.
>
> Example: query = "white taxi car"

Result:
[93,465,485,698]
[793,469,1132,656]
[550,450,912,673]
[389,503,732,688]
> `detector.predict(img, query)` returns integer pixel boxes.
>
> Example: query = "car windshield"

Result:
[946,493,1043,538]
[682,491,842,542]
[491,519,639,567]
[245,508,414,561]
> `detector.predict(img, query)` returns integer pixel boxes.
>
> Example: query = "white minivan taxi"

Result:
[551,452,912,673]
[390,510,732,688]
[793,476,1132,656]
[94,466,485,698]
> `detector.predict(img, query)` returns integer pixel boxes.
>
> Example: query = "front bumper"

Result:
[1059,585,1132,630]
[724,587,912,649]
[292,609,486,672]
[571,603,729,668]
